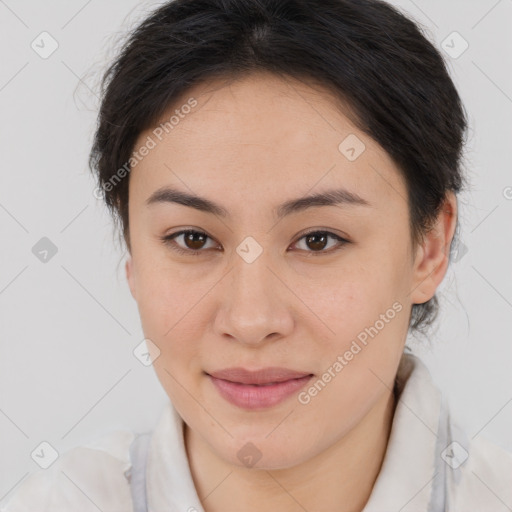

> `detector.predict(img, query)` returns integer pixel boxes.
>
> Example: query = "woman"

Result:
[3,0,511,511]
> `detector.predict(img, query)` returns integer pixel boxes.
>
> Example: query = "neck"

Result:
[184,388,396,512]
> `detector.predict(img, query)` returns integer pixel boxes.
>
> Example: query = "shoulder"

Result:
[449,433,512,511]
[0,430,136,512]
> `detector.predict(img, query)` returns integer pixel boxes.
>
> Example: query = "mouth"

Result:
[206,366,313,385]
[205,368,314,409]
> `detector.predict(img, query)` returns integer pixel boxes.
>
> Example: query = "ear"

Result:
[409,191,458,305]
[125,257,137,301]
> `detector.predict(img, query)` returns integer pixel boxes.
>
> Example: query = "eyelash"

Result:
[160,229,350,257]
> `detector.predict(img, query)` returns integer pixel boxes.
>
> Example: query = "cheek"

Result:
[136,271,204,402]
[134,260,195,329]
[308,269,401,332]
[308,272,408,387]
[134,264,207,349]
[306,281,407,417]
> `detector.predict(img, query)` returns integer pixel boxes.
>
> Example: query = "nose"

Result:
[213,249,294,347]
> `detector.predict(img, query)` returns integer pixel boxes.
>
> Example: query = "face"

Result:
[125,71,454,469]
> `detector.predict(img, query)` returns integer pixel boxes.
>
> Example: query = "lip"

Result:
[206,367,314,410]
[207,367,312,385]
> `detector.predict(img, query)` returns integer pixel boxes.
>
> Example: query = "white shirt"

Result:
[2,353,512,512]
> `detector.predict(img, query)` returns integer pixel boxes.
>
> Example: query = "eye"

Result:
[291,230,349,256]
[160,229,218,256]
[160,229,350,256]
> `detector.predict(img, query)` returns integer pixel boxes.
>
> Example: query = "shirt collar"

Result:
[362,351,445,511]
[146,395,203,512]
[146,352,444,512]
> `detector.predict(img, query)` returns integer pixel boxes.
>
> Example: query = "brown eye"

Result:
[161,229,217,255]
[182,231,208,250]
[293,230,349,255]
[305,232,328,251]
[161,229,349,257]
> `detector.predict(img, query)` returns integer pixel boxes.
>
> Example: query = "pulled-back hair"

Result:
[89,0,468,335]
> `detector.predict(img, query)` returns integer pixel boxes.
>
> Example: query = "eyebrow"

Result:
[145,186,371,219]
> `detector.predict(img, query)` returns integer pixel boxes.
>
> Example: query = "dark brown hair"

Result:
[89,0,468,335]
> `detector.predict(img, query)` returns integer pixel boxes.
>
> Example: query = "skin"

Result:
[125,71,457,512]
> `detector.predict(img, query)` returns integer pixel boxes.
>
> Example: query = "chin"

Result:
[211,434,312,471]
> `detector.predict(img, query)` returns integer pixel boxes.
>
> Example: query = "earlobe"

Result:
[125,258,137,301]
[410,192,457,305]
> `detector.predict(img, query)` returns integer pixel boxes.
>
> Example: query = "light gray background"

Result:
[1,0,511,503]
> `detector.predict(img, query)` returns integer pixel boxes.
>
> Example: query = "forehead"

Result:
[129,71,407,216]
